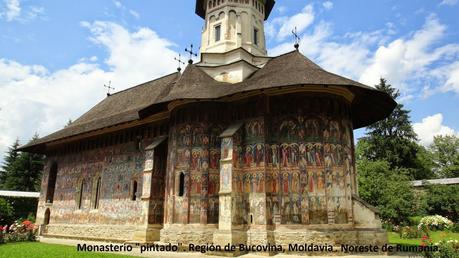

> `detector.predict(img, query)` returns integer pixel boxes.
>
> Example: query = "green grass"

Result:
[0,242,136,258]
[388,231,459,246]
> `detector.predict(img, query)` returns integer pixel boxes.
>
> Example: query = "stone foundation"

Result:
[43,224,138,242]
[159,224,218,245]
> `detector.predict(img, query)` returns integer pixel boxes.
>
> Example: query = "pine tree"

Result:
[0,139,20,188]
[360,78,428,179]
[1,135,44,191]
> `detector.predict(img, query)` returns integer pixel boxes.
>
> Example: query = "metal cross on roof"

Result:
[185,44,198,64]
[292,26,300,50]
[104,81,115,96]
[174,53,186,72]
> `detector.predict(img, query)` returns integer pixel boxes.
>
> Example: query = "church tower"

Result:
[195,0,275,83]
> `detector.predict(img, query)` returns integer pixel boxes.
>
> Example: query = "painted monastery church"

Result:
[21,0,396,253]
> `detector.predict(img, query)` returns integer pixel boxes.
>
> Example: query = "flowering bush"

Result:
[418,215,453,232]
[399,226,423,239]
[1,220,37,243]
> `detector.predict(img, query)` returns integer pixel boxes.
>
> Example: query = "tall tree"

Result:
[1,135,44,191]
[429,135,459,178]
[0,139,20,188]
[360,78,427,179]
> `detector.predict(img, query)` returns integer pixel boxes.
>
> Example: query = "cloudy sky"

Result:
[1,0,458,161]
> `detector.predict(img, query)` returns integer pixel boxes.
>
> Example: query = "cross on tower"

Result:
[104,81,115,97]
[174,53,186,72]
[185,44,198,64]
[292,26,300,50]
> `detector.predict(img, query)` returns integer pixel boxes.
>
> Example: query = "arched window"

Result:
[131,180,138,201]
[44,208,51,225]
[93,177,101,209]
[77,179,85,209]
[178,172,185,197]
[46,163,58,203]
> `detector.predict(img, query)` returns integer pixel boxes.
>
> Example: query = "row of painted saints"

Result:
[229,142,350,168]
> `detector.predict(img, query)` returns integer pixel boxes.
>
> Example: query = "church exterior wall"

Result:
[36,94,386,250]
[36,124,168,241]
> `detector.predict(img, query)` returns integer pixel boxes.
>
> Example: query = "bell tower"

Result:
[195,0,275,83]
[196,0,274,56]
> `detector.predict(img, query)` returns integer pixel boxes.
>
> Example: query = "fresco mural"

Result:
[39,95,358,244]
[164,104,225,225]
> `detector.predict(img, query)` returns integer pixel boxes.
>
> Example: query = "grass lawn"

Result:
[0,242,135,258]
[388,231,459,246]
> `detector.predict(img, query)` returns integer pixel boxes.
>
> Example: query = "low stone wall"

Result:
[43,224,138,242]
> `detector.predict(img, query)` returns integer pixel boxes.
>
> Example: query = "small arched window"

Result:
[131,180,138,201]
[93,177,101,209]
[77,179,85,209]
[178,172,185,197]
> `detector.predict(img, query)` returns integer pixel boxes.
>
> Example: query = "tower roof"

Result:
[195,0,275,20]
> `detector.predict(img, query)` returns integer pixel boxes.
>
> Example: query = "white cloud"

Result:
[413,114,459,146]
[323,1,333,10]
[1,0,21,21]
[266,4,314,40]
[269,10,459,100]
[359,15,459,92]
[0,21,177,160]
[440,0,458,6]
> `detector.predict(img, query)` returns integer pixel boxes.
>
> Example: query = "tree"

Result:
[360,78,428,179]
[1,135,44,191]
[423,184,459,221]
[0,139,20,188]
[429,135,459,178]
[357,159,415,224]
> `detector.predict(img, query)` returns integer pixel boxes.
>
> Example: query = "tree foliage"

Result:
[359,78,432,179]
[429,135,459,178]
[0,197,14,225]
[1,135,44,192]
[423,184,459,221]
[357,159,415,224]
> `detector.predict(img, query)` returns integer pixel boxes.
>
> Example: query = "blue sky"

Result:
[1,0,458,160]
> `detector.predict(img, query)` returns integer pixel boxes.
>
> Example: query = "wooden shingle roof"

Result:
[20,50,396,151]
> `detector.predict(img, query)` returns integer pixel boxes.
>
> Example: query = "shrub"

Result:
[424,185,458,222]
[409,216,423,226]
[429,240,459,258]
[418,215,454,232]
[450,223,459,233]
[1,220,37,243]
[399,226,423,239]
[0,198,14,225]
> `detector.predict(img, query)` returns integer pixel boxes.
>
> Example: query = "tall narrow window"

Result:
[253,28,259,45]
[46,163,58,203]
[215,25,221,42]
[131,180,138,201]
[93,177,101,209]
[77,179,85,209]
[178,172,185,197]
[44,209,51,225]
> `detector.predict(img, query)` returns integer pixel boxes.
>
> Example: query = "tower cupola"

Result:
[194,0,275,83]
[195,0,275,56]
